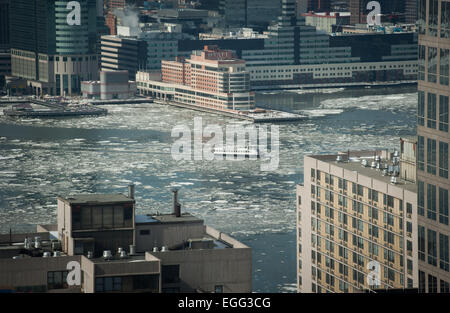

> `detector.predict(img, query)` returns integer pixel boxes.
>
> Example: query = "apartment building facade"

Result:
[298,150,419,293]
[416,0,450,293]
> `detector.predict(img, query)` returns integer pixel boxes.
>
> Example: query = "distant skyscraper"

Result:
[219,0,281,28]
[0,0,11,86]
[0,0,9,48]
[307,0,331,12]
[404,0,418,24]
[349,0,406,24]
[9,0,103,96]
[416,0,450,293]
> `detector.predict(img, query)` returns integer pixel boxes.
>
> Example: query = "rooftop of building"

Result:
[57,194,134,205]
[302,11,351,18]
[309,150,416,193]
[135,213,203,225]
[100,35,143,41]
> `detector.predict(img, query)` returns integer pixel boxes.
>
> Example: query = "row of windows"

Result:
[312,216,408,266]
[418,91,449,132]
[418,0,450,38]
[418,271,450,293]
[418,225,449,272]
[312,251,407,291]
[312,169,405,211]
[417,181,449,225]
[418,46,449,85]
[417,136,449,179]
[313,200,407,238]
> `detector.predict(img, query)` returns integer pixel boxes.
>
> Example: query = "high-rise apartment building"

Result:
[298,149,419,292]
[9,0,103,96]
[416,0,450,293]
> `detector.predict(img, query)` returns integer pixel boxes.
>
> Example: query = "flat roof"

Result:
[136,213,203,225]
[310,151,416,193]
[58,194,134,205]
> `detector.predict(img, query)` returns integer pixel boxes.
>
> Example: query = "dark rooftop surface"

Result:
[58,194,134,205]
[135,213,203,224]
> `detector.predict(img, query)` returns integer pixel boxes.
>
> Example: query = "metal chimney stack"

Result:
[172,187,181,217]
[128,184,135,199]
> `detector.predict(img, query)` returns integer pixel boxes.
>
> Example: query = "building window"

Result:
[439,141,449,178]
[47,271,69,290]
[427,138,437,175]
[418,45,426,80]
[428,274,438,293]
[419,270,426,292]
[162,265,180,284]
[418,91,425,126]
[441,1,450,38]
[439,188,449,225]
[418,136,425,171]
[439,95,449,132]
[95,277,122,293]
[418,225,426,261]
[406,203,412,215]
[418,181,425,216]
[384,230,395,245]
[428,47,438,82]
[441,280,450,293]
[428,229,438,266]
[427,184,437,220]
[427,93,437,129]
[428,0,439,36]
[440,233,449,272]
[139,229,150,235]
[440,49,449,85]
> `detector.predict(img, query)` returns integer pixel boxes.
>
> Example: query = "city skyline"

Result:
[0,0,449,300]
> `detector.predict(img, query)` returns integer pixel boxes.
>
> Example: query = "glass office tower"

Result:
[10,0,103,96]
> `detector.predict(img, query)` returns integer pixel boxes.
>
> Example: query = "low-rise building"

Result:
[302,11,351,34]
[0,186,252,293]
[81,70,137,100]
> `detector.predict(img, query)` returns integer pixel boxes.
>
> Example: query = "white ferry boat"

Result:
[213,146,260,159]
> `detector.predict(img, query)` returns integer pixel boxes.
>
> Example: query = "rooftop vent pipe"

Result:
[172,187,181,217]
[128,184,135,199]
